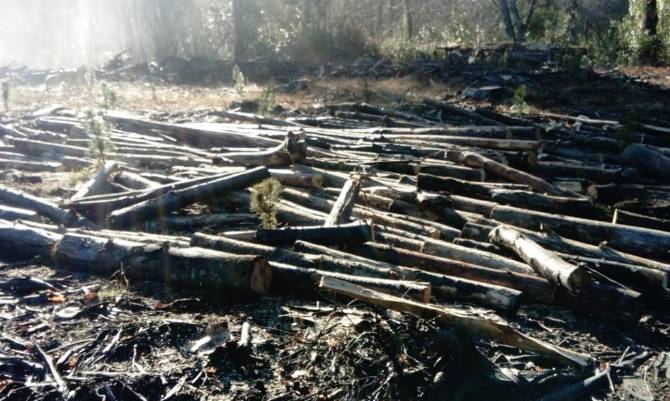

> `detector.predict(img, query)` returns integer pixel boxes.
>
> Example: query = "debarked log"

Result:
[489,226,590,293]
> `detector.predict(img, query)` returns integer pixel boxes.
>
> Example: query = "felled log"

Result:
[489,226,590,293]
[419,163,486,181]
[324,178,361,226]
[10,137,88,158]
[489,189,607,220]
[127,246,272,296]
[0,204,38,221]
[104,112,279,148]
[53,233,162,275]
[70,161,118,201]
[319,277,590,367]
[491,205,670,260]
[461,151,569,196]
[534,161,627,184]
[462,222,670,293]
[256,221,372,246]
[293,240,523,312]
[0,185,92,227]
[0,219,62,259]
[373,229,536,275]
[113,171,161,190]
[144,213,257,233]
[613,208,670,232]
[623,144,670,182]
[349,241,555,303]
[109,166,271,228]
[270,261,431,302]
[213,132,306,167]
[0,158,61,172]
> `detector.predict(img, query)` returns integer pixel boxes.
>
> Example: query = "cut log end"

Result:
[250,256,273,295]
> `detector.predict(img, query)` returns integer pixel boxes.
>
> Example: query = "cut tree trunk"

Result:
[0,219,62,260]
[0,204,38,221]
[109,166,270,228]
[114,171,161,190]
[213,132,306,167]
[351,241,555,304]
[70,161,118,201]
[623,144,670,182]
[324,177,361,226]
[489,225,590,293]
[319,277,590,367]
[491,205,670,260]
[461,151,570,196]
[126,246,272,297]
[0,184,92,227]
[256,221,372,246]
[270,261,431,302]
[613,208,670,232]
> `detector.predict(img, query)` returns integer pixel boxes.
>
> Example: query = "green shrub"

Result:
[1,80,9,112]
[100,83,119,109]
[84,110,114,167]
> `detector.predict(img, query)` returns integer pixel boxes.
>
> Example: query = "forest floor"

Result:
[2,62,670,401]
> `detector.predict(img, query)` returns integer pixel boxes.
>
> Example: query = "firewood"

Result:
[489,226,590,293]
[109,166,271,228]
[324,177,361,226]
[319,277,590,367]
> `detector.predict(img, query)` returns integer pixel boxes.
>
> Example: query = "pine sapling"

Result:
[250,178,282,229]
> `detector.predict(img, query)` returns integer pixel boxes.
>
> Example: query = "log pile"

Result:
[0,99,669,381]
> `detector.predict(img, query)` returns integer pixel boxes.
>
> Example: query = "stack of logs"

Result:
[1,100,670,369]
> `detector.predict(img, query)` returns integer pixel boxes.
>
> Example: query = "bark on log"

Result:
[256,221,372,246]
[53,233,163,275]
[270,261,431,302]
[113,171,161,190]
[213,132,306,167]
[126,246,272,296]
[293,240,523,312]
[623,144,670,182]
[489,226,591,293]
[70,161,118,201]
[0,158,61,172]
[489,189,607,220]
[0,219,62,260]
[11,137,88,157]
[144,213,257,233]
[0,184,92,227]
[104,112,279,148]
[319,277,590,367]
[0,204,38,221]
[461,151,569,196]
[613,208,670,232]
[109,167,270,228]
[419,163,486,181]
[350,241,555,303]
[324,178,361,226]
[462,222,670,293]
[491,205,670,260]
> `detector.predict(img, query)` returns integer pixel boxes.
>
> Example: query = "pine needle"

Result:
[250,178,282,229]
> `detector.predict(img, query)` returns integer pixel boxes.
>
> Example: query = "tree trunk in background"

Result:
[641,0,659,37]
[497,0,518,43]
[232,0,244,62]
[403,0,414,40]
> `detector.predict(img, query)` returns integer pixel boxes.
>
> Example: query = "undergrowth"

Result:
[250,178,282,229]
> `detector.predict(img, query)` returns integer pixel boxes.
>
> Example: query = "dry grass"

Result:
[7,77,451,114]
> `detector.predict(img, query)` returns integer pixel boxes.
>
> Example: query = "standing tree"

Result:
[638,0,662,64]
[496,0,540,43]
